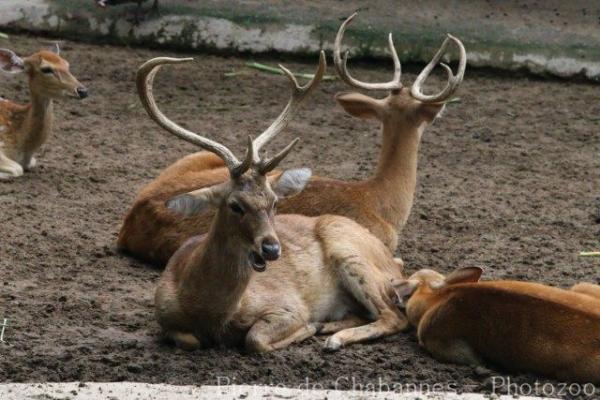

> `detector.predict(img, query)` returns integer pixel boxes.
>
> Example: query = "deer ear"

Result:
[392,279,420,308]
[270,168,311,198]
[166,184,227,216]
[444,267,483,286]
[0,49,25,74]
[335,92,383,119]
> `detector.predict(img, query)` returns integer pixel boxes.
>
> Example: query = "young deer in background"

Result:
[117,12,466,266]
[0,45,88,179]
[143,56,407,352]
[396,267,600,384]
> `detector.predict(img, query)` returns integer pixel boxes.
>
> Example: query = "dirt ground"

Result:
[0,34,599,397]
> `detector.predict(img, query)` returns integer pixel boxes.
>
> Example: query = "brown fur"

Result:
[119,87,444,266]
[0,48,86,179]
[401,268,600,384]
[155,167,407,353]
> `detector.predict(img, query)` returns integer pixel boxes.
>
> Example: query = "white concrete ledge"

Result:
[0,382,555,400]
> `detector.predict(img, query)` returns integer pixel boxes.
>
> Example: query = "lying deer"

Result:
[144,56,407,352]
[396,267,600,384]
[117,12,466,266]
[0,45,88,179]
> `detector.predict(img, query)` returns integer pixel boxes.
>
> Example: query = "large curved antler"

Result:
[251,50,326,164]
[138,54,325,177]
[334,12,402,91]
[137,57,252,176]
[410,34,466,103]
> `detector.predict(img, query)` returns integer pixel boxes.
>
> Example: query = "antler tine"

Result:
[258,137,300,174]
[334,12,402,91]
[232,136,254,177]
[410,34,467,103]
[251,51,326,162]
[137,57,242,174]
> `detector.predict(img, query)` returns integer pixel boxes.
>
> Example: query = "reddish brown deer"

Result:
[0,45,88,179]
[143,57,407,352]
[117,13,466,266]
[396,267,600,384]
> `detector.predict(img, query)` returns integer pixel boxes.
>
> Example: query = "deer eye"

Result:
[40,67,53,74]
[229,201,245,216]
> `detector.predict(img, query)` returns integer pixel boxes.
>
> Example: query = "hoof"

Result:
[0,172,22,181]
[323,336,342,352]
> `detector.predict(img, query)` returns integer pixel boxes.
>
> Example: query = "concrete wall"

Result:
[1,0,599,81]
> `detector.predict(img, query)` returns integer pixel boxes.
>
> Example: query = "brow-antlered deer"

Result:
[396,267,600,384]
[141,56,407,352]
[117,13,466,267]
[0,45,88,179]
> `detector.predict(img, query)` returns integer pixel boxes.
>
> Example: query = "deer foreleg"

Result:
[324,311,404,351]
[0,152,23,180]
[323,255,407,351]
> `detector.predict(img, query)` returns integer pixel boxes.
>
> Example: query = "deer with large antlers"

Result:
[0,45,88,179]
[117,13,466,266]
[143,55,407,352]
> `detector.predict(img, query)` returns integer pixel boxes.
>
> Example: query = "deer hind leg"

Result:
[245,312,317,353]
[269,324,319,350]
[421,337,483,367]
[323,255,407,351]
[0,152,23,180]
[417,312,483,366]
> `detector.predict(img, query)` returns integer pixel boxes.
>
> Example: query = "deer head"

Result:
[333,13,466,130]
[394,266,482,325]
[0,45,88,100]
[136,53,325,271]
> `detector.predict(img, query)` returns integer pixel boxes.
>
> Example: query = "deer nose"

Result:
[76,87,88,99]
[261,240,280,261]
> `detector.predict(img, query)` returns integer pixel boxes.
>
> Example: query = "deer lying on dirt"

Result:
[396,267,600,384]
[142,56,407,352]
[117,12,466,266]
[0,45,88,179]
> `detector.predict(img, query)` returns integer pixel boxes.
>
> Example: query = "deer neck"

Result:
[182,210,252,324]
[22,89,54,154]
[369,117,426,227]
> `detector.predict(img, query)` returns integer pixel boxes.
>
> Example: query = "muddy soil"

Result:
[0,34,598,397]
